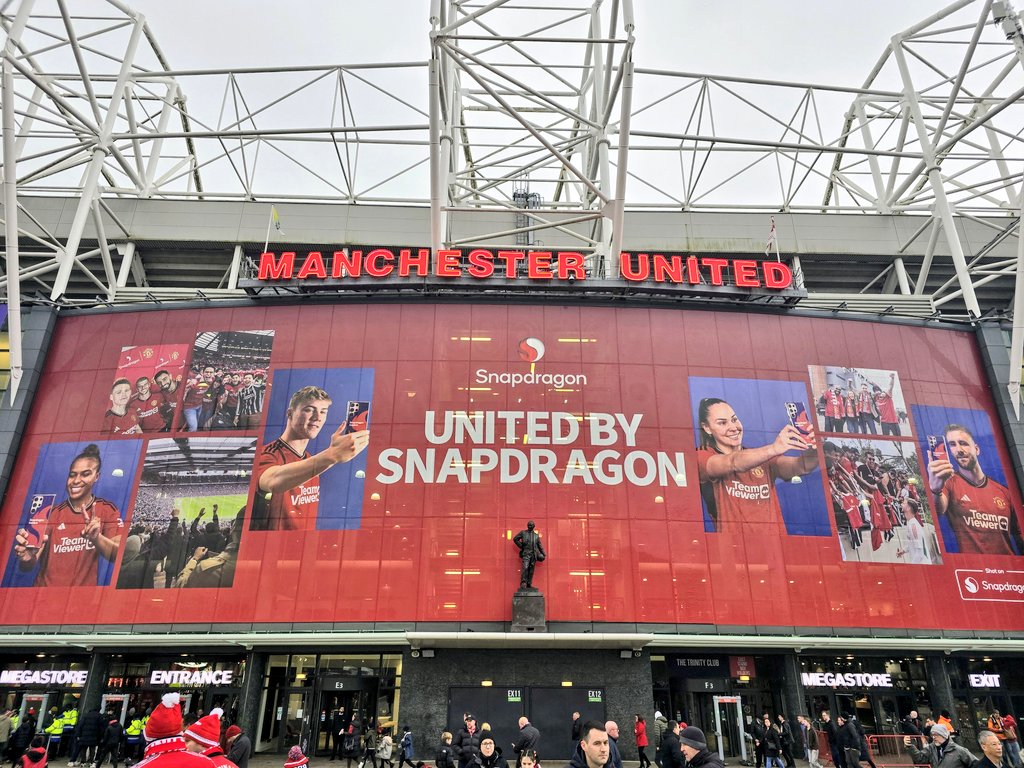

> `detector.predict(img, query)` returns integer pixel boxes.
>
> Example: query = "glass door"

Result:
[281,690,313,754]
[101,694,129,724]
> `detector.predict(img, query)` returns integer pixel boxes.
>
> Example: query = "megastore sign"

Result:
[0,303,1021,629]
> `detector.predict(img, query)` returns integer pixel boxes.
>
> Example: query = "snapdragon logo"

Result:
[518,337,545,363]
[475,337,588,389]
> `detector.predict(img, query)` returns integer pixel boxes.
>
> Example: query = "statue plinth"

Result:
[511,587,547,632]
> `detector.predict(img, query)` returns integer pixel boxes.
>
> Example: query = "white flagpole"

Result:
[264,206,274,254]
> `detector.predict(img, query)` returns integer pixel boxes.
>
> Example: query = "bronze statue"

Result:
[513,521,546,589]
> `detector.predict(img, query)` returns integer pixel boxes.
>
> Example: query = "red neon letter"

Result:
[619,253,649,281]
[652,254,684,283]
[435,249,462,277]
[496,250,526,278]
[257,252,295,280]
[297,251,327,280]
[365,248,394,277]
[332,250,360,277]
[398,248,430,277]
[686,255,700,284]
[527,251,553,279]
[557,252,586,281]
[763,261,793,289]
[701,257,730,286]
[467,249,495,278]
[733,259,761,288]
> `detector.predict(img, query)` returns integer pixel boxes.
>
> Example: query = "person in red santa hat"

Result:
[182,710,235,768]
[133,693,214,768]
[284,747,309,768]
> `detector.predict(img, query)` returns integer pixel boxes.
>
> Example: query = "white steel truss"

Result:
[1,0,1023,409]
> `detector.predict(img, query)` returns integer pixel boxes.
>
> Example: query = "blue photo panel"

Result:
[255,368,375,530]
[911,404,1013,555]
[689,376,830,536]
[3,439,142,587]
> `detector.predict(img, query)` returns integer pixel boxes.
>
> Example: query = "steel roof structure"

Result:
[1,0,1023,407]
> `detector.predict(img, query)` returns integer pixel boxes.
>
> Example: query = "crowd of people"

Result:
[179,364,268,433]
[823,442,933,562]
[114,498,243,590]
[816,373,906,437]
[0,696,1022,768]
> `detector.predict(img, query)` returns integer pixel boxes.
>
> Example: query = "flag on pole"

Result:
[271,205,284,235]
[765,215,777,257]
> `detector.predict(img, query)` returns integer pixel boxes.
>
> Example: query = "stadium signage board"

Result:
[149,669,234,685]
[249,248,797,294]
[0,669,88,686]
[800,672,893,688]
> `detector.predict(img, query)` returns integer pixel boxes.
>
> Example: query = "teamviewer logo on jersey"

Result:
[517,337,545,363]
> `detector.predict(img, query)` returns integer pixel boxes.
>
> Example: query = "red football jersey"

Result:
[133,394,166,432]
[253,439,320,531]
[697,448,783,529]
[37,498,122,587]
[102,409,141,435]
[942,473,1019,556]
[874,392,898,424]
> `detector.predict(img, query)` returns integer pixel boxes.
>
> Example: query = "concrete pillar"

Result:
[780,654,806,758]
[238,651,266,732]
[925,656,955,721]
[976,324,1024,495]
[0,306,57,498]
[80,652,110,713]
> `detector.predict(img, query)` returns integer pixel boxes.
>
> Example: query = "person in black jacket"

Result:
[478,732,508,768]
[678,727,725,768]
[821,711,842,768]
[656,722,684,768]
[835,715,862,768]
[455,716,482,768]
[898,713,922,737]
[776,715,795,768]
[70,709,105,767]
[751,717,767,768]
[512,718,539,761]
[567,722,610,768]
[763,723,783,768]
[93,714,124,768]
[436,732,456,768]
[571,714,582,745]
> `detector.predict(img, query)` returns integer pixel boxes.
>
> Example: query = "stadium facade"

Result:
[1,0,1024,762]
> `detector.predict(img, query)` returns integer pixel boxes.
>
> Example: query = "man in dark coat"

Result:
[777,715,795,768]
[656,721,684,768]
[70,709,105,766]
[566,721,610,768]
[678,727,725,768]
[225,724,251,768]
[821,711,842,768]
[572,714,582,744]
[513,718,540,760]
[455,715,481,768]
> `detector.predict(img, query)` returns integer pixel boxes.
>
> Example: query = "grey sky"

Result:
[130,1,944,84]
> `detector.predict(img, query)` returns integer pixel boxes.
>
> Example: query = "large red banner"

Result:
[0,304,1019,631]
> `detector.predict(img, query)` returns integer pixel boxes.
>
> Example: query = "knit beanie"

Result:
[930,724,950,740]
[144,693,183,741]
[226,725,242,741]
[679,726,707,750]
[285,745,309,768]
[183,708,223,747]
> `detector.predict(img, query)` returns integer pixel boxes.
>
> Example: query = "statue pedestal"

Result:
[511,588,547,632]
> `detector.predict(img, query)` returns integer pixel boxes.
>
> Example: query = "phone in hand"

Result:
[927,435,952,463]
[785,401,813,436]
[343,401,370,434]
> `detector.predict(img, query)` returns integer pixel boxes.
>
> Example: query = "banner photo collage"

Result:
[0,304,1019,629]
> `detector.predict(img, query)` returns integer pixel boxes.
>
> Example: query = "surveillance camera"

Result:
[411,650,421,658]
[633,650,642,658]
